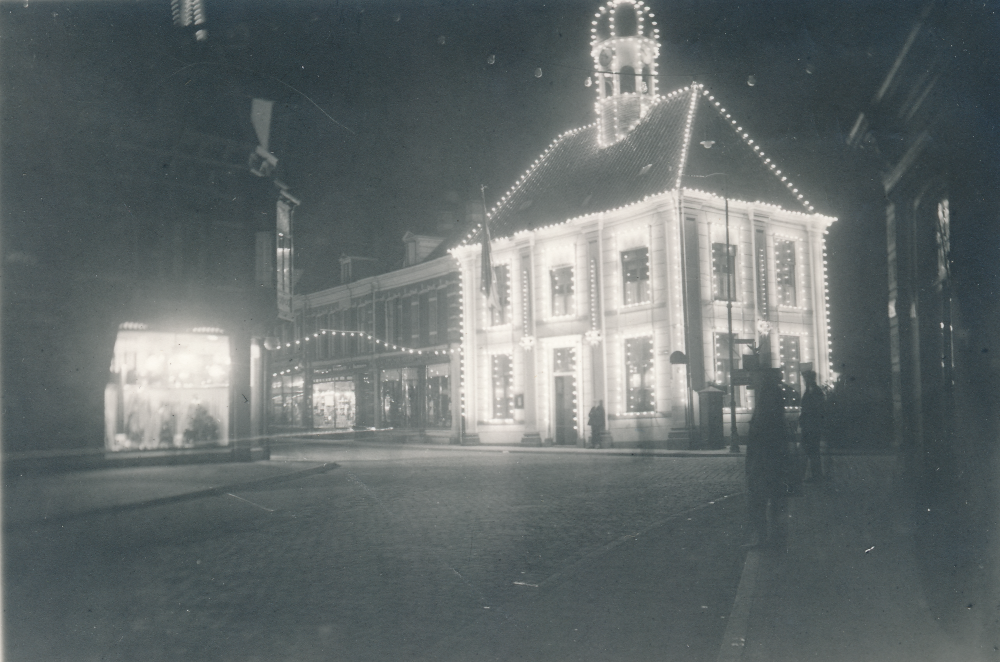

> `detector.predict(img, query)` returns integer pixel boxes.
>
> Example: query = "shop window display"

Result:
[381,368,419,428]
[425,364,451,428]
[312,379,356,429]
[269,373,305,427]
[105,327,232,450]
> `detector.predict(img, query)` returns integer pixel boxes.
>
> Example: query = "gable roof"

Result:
[435,84,824,259]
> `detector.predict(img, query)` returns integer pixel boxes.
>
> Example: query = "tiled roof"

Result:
[683,89,814,212]
[433,84,819,259]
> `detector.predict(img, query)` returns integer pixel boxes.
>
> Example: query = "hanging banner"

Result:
[277,199,294,321]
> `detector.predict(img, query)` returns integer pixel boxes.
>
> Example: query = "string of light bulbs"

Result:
[270,328,461,357]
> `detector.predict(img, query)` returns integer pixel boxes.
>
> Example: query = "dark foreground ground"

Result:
[5,448,747,661]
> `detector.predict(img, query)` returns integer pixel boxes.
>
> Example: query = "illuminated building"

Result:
[273,235,463,443]
[442,0,837,447]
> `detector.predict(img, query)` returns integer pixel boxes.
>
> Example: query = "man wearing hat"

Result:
[799,369,825,481]
[745,368,789,548]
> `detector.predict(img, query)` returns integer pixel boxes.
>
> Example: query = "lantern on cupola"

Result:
[590,0,661,146]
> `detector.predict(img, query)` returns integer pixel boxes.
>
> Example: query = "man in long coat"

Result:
[745,369,789,548]
[588,400,606,448]
[799,370,825,481]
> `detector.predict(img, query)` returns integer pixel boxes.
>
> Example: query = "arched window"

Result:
[620,66,636,94]
[642,65,652,94]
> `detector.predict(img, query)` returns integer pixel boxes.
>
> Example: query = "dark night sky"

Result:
[3,0,998,446]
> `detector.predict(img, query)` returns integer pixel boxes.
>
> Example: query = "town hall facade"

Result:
[445,0,835,446]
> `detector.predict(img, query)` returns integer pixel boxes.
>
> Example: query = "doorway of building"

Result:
[553,347,578,446]
[554,376,578,445]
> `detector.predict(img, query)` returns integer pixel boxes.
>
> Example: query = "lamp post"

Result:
[723,192,741,454]
[692,167,741,454]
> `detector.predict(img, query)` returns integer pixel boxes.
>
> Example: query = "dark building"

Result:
[847,2,1000,654]
[2,99,275,453]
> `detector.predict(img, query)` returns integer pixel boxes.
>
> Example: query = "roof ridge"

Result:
[456,122,597,249]
[674,83,702,190]
[696,87,816,213]
[459,86,698,249]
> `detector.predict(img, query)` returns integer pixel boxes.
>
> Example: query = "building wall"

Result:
[456,189,833,447]
[273,257,463,443]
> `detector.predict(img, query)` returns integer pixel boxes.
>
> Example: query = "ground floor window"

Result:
[714,333,745,408]
[426,364,452,428]
[381,367,419,428]
[312,379,355,429]
[270,373,305,426]
[779,335,801,388]
[624,337,654,412]
[491,354,513,420]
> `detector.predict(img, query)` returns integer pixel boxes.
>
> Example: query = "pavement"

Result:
[721,453,998,662]
[4,443,996,661]
[2,459,334,528]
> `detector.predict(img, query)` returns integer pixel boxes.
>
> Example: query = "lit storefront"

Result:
[271,251,462,442]
[312,377,356,429]
[104,323,231,450]
[269,371,305,427]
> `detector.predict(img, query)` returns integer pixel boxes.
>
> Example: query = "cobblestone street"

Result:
[6,448,746,661]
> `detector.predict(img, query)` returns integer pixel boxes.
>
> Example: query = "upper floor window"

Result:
[775,239,797,307]
[490,264,511,326]
[621,247,650,306]
[712,243,738,301]
[550,265,574,316]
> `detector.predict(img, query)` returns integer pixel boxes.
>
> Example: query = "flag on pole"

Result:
[249,99,278,177]
[480,186,501,314]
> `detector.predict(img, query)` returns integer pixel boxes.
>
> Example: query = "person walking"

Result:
[588,400,606,449]
[799,369,825,481]
[745,369,790,549]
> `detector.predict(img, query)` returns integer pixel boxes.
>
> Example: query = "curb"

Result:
[717,549,761,662]
[277,438,746,458]
[13,462,338,529]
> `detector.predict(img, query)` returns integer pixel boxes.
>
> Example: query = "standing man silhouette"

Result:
[745,369,789,549]
[800,369,825,481]
[588,400,606,449]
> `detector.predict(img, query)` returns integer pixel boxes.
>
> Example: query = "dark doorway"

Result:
[554,375,577,445]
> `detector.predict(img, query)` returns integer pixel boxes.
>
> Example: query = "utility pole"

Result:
[724,189,741,453]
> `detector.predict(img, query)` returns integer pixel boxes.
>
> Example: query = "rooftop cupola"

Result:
[590,0,661,146]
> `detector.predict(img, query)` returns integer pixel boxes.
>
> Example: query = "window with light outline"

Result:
[490,264,511,326]
[779,335,801,388]
[775,239,797,307]
[550,265,574,317]
[491,354,514,420]
[712,242,738,301]
[621,247,650,306]
[624,336,654,413]
[714,332,745,408]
